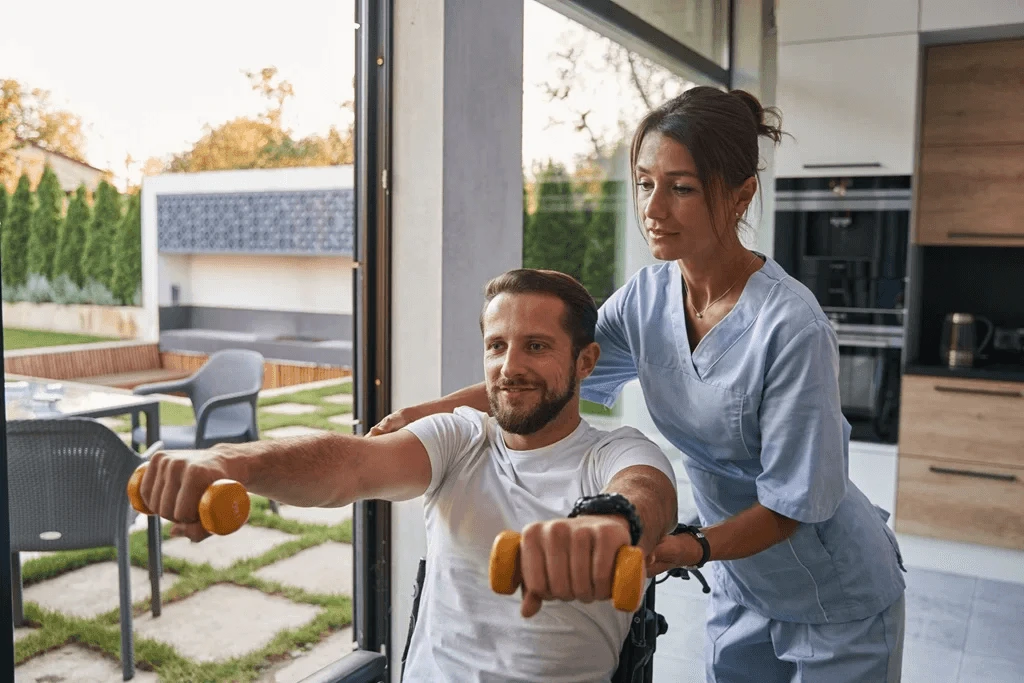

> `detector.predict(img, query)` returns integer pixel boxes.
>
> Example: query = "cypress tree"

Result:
[0,184,8,263]
[27,166,63,280]
[55,184,90,287]
[81,180,121,289]
[110,193,142,305]
[2,174,34,288]
[524,162,586,281]
[581,180,619,306]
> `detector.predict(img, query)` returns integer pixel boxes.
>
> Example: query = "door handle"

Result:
[947,232,1024,240]
[933,385,1023,398]
[803,162,883,169]
[928,466,1018,483]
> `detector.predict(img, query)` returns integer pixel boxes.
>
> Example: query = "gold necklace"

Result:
[687,252,759,320]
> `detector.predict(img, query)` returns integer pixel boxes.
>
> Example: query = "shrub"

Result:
[54,184,90,287]
[110,193,141,305]
[81,180,121,289]
[27,166,63,280]
[2,174,33,288]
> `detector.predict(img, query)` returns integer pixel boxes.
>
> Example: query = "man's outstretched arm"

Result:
[139,430,431,541]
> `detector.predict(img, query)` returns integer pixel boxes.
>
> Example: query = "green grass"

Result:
[3,327,116,350]
[581,399,614,416]
[16,496,354,682]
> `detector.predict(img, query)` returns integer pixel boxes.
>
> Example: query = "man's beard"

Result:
[488,369,577,436]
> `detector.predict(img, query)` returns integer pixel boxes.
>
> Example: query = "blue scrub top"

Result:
[581,256,906,624]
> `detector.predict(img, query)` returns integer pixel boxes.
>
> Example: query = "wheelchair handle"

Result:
[488,530,645,612]
[127,463,251,536]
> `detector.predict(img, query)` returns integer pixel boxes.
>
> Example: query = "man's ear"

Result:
[577,342,601,380]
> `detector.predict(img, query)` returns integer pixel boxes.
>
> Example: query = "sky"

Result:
[1,0,681,189]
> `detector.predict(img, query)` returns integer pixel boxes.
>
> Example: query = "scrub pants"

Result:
[705,590,905,682]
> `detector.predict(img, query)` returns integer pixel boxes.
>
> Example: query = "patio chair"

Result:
[130,349,264,451]
[7,418,164,681]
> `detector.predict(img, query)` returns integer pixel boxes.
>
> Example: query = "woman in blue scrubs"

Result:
[372,86,907,682]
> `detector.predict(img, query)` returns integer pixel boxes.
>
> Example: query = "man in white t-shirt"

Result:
[138,268,679,682]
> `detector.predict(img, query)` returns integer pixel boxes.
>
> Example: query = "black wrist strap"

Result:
[672,523,711,569]
[568,493,643,546]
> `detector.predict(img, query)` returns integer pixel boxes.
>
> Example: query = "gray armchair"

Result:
[7,418,163,681]
[130,349,265,451]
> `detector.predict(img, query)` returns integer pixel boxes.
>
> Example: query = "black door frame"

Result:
[352,0,394,663]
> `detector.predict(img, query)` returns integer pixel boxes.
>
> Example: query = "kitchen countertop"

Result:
[904,363,1024,384]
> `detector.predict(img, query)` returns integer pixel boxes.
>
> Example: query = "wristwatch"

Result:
[672,523,711,569]
[568,493,644,546]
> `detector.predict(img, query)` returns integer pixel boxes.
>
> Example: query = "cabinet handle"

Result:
[928,466,1018,483]
[947,232,1024,240]
[803,162,882,169]
[934,385,1023,398]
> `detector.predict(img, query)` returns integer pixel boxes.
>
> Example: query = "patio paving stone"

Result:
[278,504,352,526]
[258,627,355,683]
[23,561,178,619]
[133,583,323,663]
[14,627,36,642]
[322,393,353,405]
[261,403,320,415]
[264,425,330,439]
[162,524,297,570]
[327,415,357,427]
[14,644,159,683]
[253,542,353,596]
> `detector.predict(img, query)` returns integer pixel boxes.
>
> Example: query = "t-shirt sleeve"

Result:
[581,282,640,409]
[756,321,848,524]
[401,407,487,498]
[593,428,678,496]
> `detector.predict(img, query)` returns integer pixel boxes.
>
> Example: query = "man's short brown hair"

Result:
[480,269,598,357]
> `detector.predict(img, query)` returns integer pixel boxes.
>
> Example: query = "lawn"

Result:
[3,327,116,350]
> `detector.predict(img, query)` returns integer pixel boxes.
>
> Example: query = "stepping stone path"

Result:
[133,584,323,663]
[322,393,353,405]
[14,644,160,683]
[264,425,330,439]
[261,402,320,415]
[278,504,353,526]
[258,627,355,683]
[13,627,35,642]
[327,415,358,427]
[23,561,177,619]
[254,542,353,595]
[162,524,297,570]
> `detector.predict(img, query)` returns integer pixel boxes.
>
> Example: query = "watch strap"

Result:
[672,523,711,569]
[568,493,644,546]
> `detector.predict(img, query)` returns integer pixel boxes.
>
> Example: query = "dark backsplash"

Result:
[914,246,1024,368]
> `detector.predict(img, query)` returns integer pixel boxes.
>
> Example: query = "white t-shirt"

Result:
[401,406,677,683]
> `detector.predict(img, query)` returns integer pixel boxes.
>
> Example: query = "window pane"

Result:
[608,0,730,67]
[2,1,359,678]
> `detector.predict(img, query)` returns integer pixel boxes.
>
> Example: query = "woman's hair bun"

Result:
[730,89,784,145]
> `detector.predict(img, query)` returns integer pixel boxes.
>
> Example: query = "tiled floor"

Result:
[652,566,1024,683]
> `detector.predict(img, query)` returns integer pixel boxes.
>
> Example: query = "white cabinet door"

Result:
[778,0,918,44]
[775,34,920,178]
[849,442,898,527]
[921,0,1024,32]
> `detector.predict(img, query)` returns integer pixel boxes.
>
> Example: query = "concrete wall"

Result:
[141,166,356,341]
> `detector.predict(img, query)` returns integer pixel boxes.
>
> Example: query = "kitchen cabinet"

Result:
[915,144,1024,246]
[775,35,920,178]
[920,39,1024,147]
[777,0,918,44]
[896,374,1024,549]
[920,0,1024,33]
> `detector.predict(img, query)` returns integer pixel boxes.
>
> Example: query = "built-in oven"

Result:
[774,176,911,443]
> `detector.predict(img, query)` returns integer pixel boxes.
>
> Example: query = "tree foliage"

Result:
[55,184,90,287]
[27,165,63,279]
[110,192,142,305]
[2,174,33,287]
[81,180,121,288]
[581,180,619,306]
[523,162,586,283]
[1,79,87,190]
[158,67,354,173]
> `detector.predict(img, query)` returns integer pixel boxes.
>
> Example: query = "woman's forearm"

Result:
[702,502,800,561]
[435,382,490,414]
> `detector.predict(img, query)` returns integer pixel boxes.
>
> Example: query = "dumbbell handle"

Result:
[126,463,251,536]
[488,530,645,613]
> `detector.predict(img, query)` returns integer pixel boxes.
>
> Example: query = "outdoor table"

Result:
[4,374,165,615]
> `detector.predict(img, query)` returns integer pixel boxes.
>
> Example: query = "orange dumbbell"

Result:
[488,530,646,613]
[126,463,251,536]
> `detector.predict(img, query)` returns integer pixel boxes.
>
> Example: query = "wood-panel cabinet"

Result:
[896,374,1024,549]
[921,39,1024,147]
[915,144,1024,246]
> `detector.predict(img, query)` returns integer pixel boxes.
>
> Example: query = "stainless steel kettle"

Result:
[940,312,994,368]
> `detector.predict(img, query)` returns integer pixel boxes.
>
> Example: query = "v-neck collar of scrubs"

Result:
[669,254,771,379]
